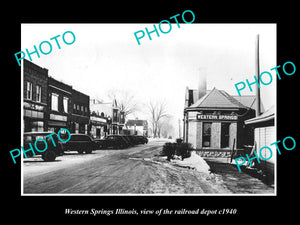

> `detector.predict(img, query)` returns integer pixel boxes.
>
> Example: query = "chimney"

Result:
[198,68,207,100]
[184,86,190,108]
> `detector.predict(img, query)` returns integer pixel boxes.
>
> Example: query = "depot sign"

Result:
[197,114,238,120]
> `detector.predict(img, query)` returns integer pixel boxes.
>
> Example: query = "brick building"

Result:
[47,77,73,133]
[70,89,90,134]
[23,60,91,134]
[23,59,48,132]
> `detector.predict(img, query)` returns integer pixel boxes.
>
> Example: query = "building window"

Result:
[36,85,41,102]
[51,93,59,111]
[63,97,69,113]
[81,105,84,112]
[26,81,32,100]
[73,104,76,110]
[202,122,212,147]
[77,105,80,110]
[31,121,44,132]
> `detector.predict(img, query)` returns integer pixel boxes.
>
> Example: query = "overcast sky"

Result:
[22,23,276,136]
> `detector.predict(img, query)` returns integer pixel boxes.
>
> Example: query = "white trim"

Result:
[49,85,72,95]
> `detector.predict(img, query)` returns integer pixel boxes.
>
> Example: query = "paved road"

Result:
[23,140,229,194]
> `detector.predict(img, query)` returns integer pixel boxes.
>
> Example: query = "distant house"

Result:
[125,119,148,136]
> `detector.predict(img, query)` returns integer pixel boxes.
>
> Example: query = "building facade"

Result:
[23,59,48,132]
[48,77,72,133]
[90,99,124,136]
[23,60,91,135]
[183,75,262,151]
[89,99,108,138]
[70,89,90,134]
[125,119,148,136]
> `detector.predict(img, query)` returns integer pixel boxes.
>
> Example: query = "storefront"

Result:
[70,115,89,134]
[184,88,257,150]
[48,113,68,133]
[90,116,107,138]
[23,59,49,132]
[24,102,47,132]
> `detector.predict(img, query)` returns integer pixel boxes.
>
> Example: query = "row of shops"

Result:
[23,59,125,138]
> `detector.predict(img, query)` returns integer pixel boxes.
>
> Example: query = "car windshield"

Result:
[35,135,46,141]
[24,135,33,142]
[70,135,91,141]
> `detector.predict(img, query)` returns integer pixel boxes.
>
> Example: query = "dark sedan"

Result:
[23,132,63,161]
[135,135,148,144]
[95,135,131,149]
[62,133,96,154]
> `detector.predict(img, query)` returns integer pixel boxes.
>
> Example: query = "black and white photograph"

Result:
[21,23,276,195]
[4,4,298,221]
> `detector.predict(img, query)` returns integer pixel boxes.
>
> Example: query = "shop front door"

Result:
[221,123,230,148]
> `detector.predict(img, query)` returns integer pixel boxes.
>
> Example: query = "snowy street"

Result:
[23,139,274,194]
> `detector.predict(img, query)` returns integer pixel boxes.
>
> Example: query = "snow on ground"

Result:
[171,151,211,174]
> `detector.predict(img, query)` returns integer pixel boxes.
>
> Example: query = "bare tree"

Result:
[159,118,175,138]
[107,89,140,119]
[147,100,169,138]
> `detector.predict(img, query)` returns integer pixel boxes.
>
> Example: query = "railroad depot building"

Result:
[183,81,263,151]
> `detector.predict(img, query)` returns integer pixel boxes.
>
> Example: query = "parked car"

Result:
[23,132,63,161]
[135,135,148,144]
[62,133,96,154]
[96,135,130,149]
[124,135,139,146]
[119,135,134,146]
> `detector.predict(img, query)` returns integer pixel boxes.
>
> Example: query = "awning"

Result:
[48,120,67,127]
[245,105,275,125]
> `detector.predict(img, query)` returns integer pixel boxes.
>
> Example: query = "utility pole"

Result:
[178,118,181,138]
[255,34,261,117]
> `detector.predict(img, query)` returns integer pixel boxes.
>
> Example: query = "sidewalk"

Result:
[204,158,275,194]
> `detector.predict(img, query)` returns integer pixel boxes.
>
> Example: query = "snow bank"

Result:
[172,151,211,174]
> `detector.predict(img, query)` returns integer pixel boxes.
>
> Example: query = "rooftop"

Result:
[244,105,275,125]
[126,120,148,126]
[186,87,264,112]
[189,88,247,109]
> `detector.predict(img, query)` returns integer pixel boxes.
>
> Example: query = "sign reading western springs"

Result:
[196,114,238,120]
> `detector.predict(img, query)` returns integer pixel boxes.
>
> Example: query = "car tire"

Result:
[85,148,92,154]
[78,150,84,154]
[42,151,56,161]
[25,151,34,158]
